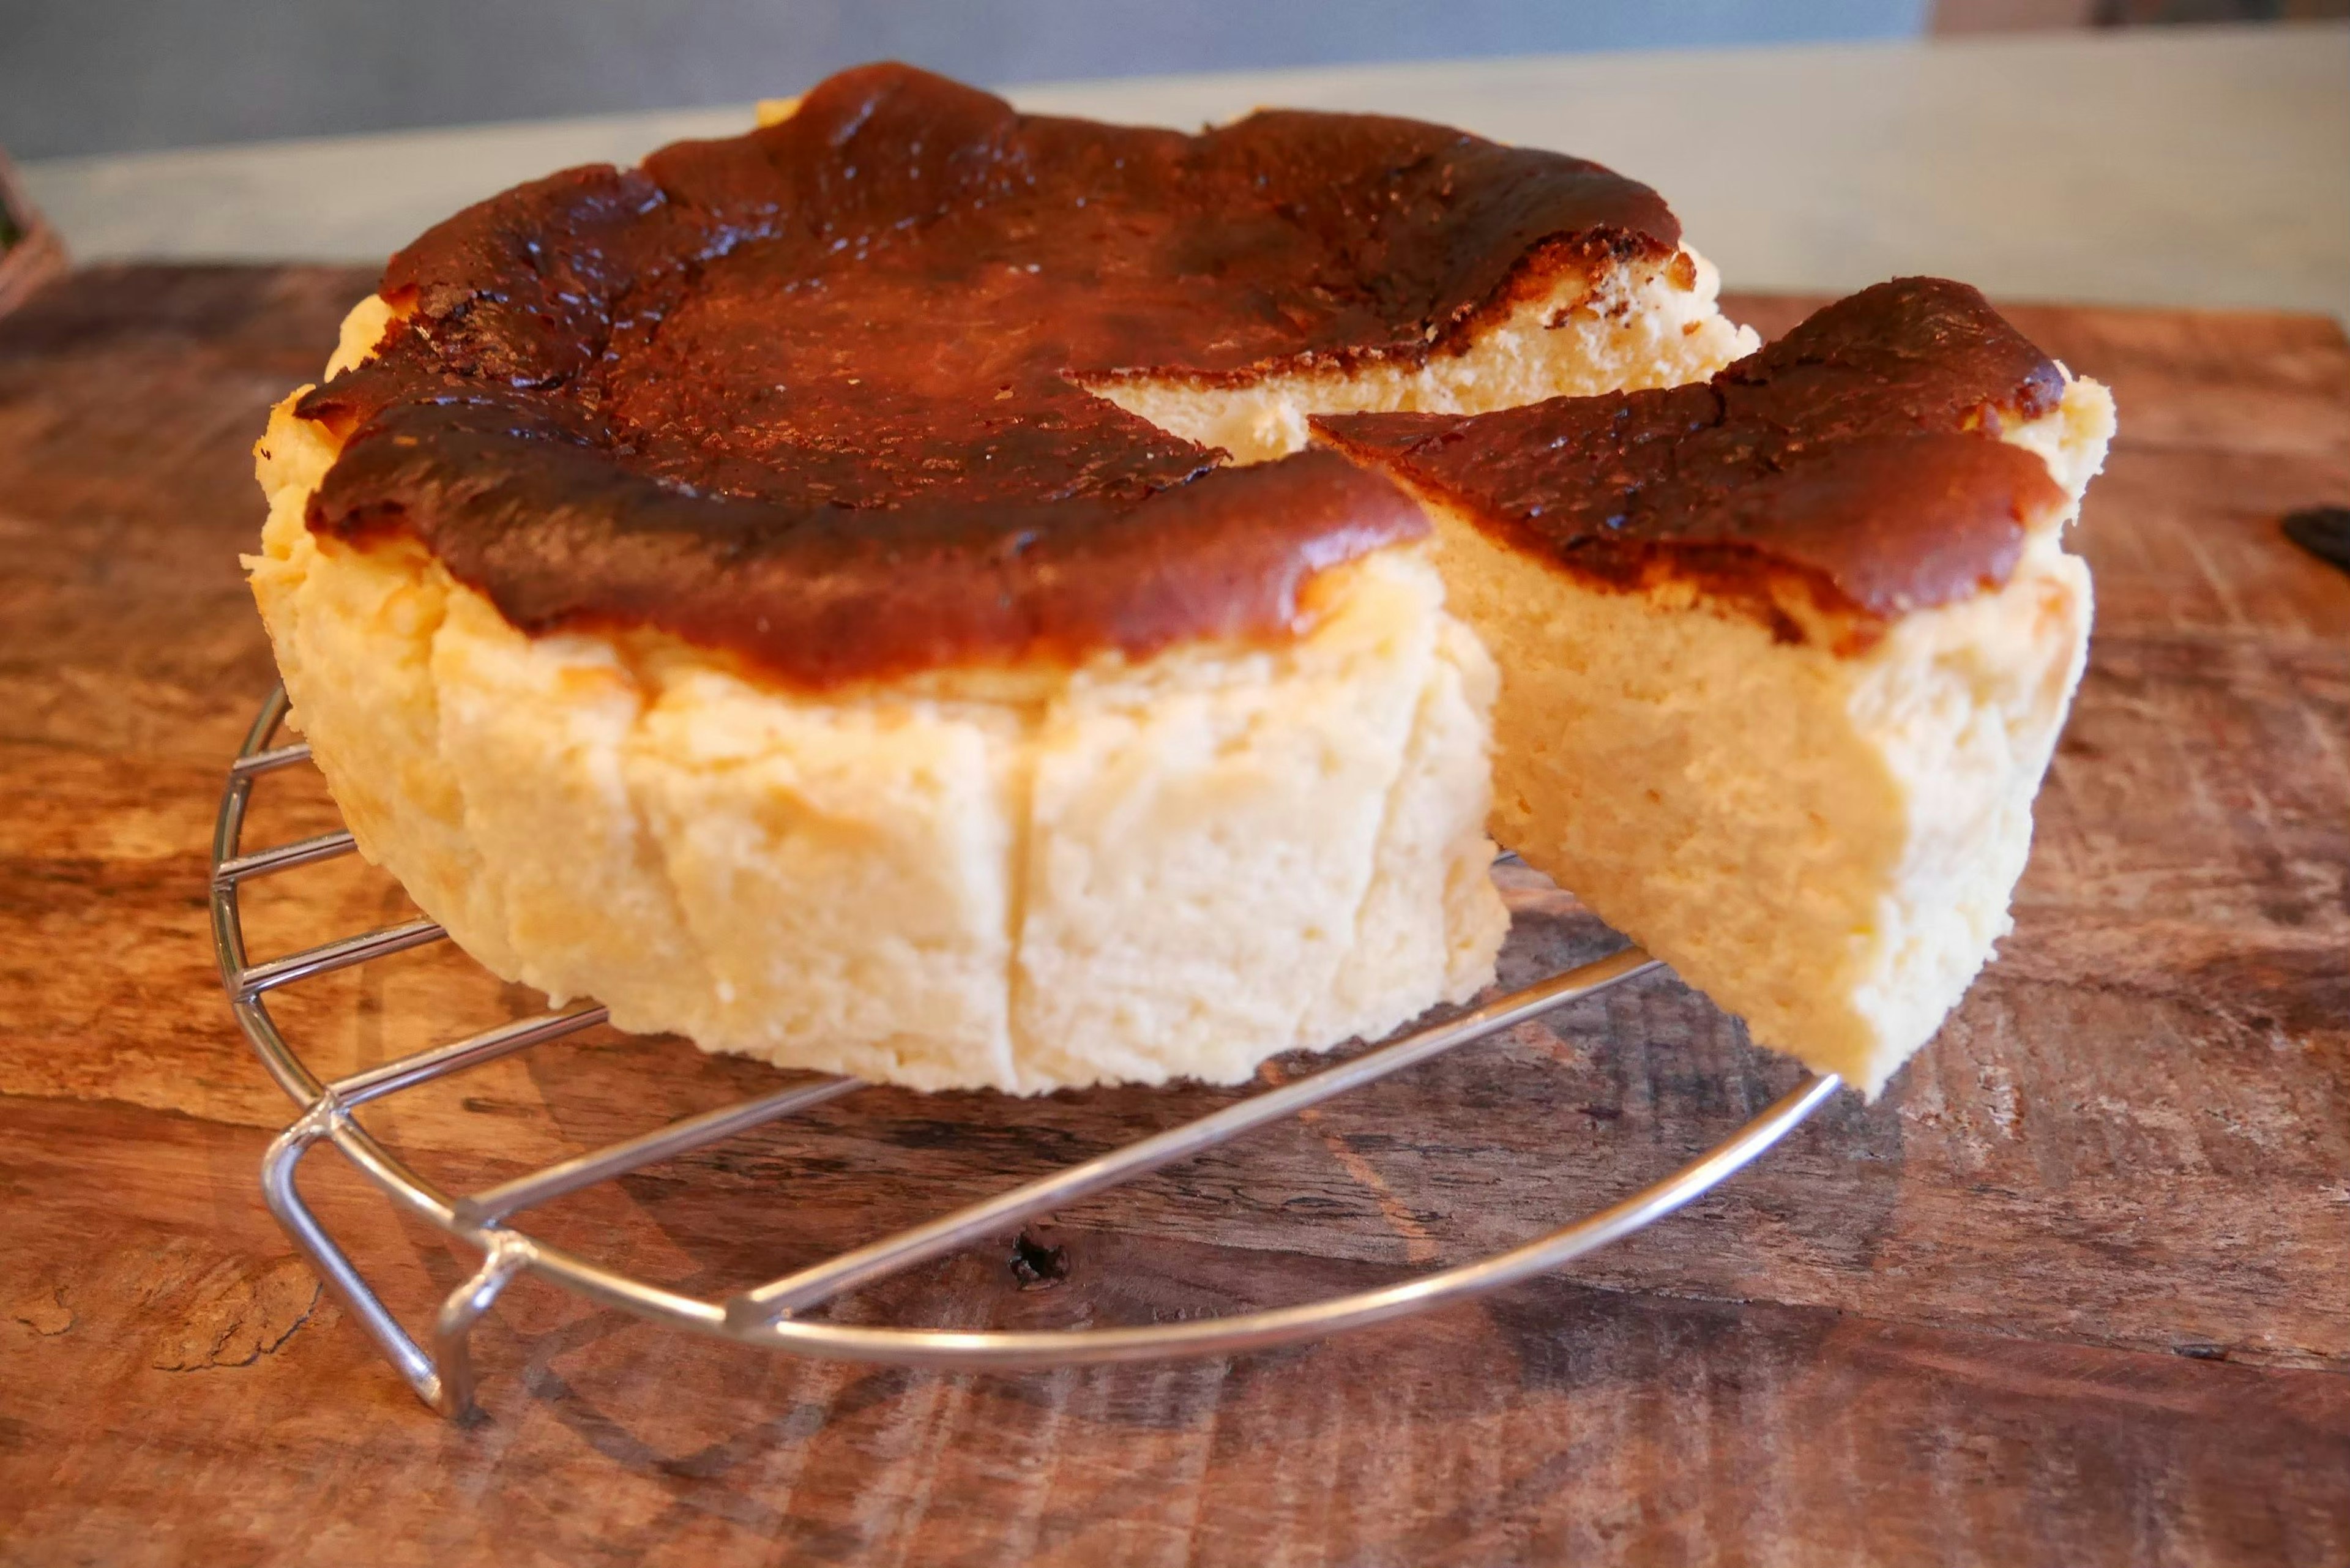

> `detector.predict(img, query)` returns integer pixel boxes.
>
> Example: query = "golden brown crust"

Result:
[1313,278,2072,649]
[295,62,1684,689]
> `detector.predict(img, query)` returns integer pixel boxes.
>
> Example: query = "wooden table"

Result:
[2,266,2346,1567]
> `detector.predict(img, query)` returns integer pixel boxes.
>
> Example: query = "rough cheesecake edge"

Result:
[1376,376,2114,1096]
[1091,247,1755,465]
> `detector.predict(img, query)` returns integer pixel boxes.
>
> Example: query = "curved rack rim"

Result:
[213,685,1840,1396]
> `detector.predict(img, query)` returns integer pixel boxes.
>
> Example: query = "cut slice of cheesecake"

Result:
[1315,278,2116,1096]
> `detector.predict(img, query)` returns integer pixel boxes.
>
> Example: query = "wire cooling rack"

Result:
[212,684,1841,1420]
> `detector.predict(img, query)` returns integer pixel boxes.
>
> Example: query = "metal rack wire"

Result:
[212,684,1841,1420]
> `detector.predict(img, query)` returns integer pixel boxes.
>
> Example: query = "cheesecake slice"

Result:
[1316,279,2115,1095]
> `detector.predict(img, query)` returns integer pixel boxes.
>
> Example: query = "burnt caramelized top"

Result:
[1314,278,2071,643]
[293,62,1681,686]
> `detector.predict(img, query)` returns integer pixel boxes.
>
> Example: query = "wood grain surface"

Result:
[1,266,2346,1567]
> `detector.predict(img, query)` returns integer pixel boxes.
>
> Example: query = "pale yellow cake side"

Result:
[1411,376,2116,1095]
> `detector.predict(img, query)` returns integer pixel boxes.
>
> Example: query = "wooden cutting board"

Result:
[2,266,2345,1567]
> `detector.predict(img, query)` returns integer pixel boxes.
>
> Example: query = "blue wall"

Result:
[1,0,1927,159]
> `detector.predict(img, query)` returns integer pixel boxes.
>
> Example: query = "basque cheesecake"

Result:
[248,62,1754,1092]
[249,62,2106,1099]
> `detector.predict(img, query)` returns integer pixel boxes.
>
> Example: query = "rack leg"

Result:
[261,1103,450,1416]
[431,1235,530,1422]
